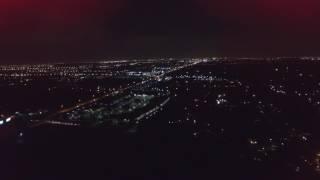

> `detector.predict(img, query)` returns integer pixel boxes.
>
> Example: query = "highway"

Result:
[31,60,203,127]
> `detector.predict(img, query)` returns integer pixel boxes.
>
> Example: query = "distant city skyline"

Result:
[2,57,320,179]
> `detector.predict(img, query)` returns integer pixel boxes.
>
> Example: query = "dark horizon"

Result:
[0,56,318,65]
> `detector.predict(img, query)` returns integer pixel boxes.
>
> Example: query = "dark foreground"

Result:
[2,59,320,179]
[0,125,316,180]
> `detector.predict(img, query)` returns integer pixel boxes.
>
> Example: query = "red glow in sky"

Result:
[0,0,125,31]
[1,0,320,60]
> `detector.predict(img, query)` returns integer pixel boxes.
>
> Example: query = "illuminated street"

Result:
[1,58,320,179]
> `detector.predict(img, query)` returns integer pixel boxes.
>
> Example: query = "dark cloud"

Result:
[1,0,320,63]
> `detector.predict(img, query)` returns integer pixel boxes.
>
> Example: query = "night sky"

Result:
[1,0,320,63]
